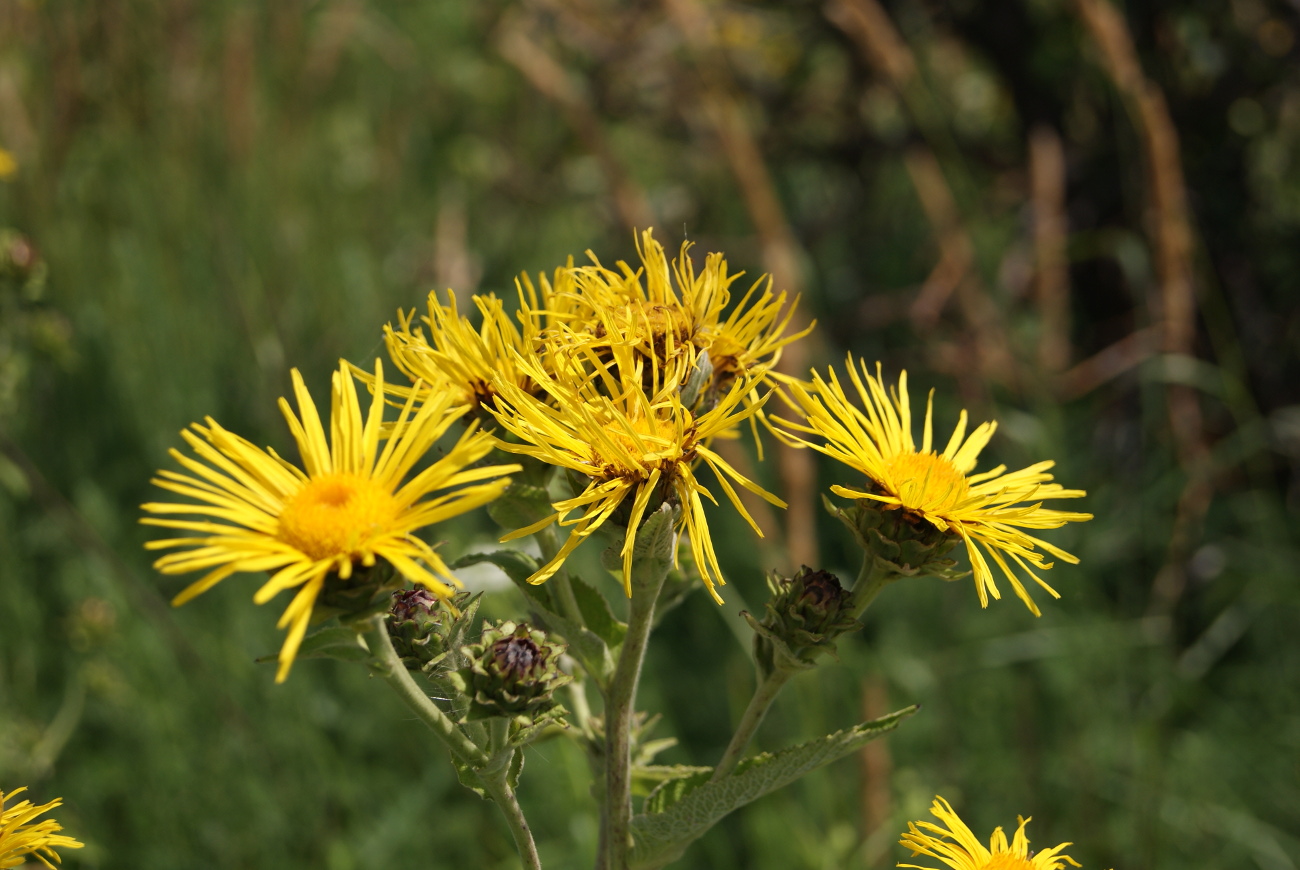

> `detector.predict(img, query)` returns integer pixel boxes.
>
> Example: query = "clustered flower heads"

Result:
[0,787,82,869]
[136,227,1105,866]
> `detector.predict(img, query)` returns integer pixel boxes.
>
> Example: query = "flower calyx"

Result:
[744,566,862,679]
[450,620,571,739]
[823,494,964,580]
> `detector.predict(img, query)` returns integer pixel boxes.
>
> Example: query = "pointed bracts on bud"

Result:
[744,566,862,679]
[386,588,481,673]
[451,621,571,731]
[823,494,963,580]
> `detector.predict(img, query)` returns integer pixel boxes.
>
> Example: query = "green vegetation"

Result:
[1,1,1297,867]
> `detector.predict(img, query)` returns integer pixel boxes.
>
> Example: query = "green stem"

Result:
[363,616,543,869]
[360,615,488,768]
[848,555,898,620]
[711,668,792,780]
[481,776,544,870]
[713,555,899,782]
[537,524,585,628]
[603,564,668,870]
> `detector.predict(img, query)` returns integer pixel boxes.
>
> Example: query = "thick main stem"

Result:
[848,555,897,620]
[603,569,667,870]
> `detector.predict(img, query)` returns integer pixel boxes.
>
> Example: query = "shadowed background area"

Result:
[1,0,1298,867]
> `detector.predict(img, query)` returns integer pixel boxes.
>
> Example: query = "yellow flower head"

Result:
[778,357,1092,615]
[378,284,551,416]
[0,787,83,869]
[142,360,519,681]
[488,343,785,601]
[548,228,808,398]
[899,796,1081,870]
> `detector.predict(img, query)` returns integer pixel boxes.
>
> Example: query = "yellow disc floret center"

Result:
[881,451,971,514]
[278,472,401,561]
[592,416,689,480]
[981,854,1036,870]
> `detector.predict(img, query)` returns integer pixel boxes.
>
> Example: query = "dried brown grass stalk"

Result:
[1030,126,1072,373]
[1074,0,1211,612]
[826,0,1016,389]
[495,18,655,231]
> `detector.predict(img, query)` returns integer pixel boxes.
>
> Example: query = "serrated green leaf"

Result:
[629,706,918,869]
[571,575,627,647]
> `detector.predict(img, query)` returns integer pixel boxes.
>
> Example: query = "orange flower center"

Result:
[880,451,971,515]
[981,854,1036,870]
[277,473,400,561]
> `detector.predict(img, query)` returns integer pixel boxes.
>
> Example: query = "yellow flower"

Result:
[899,796,1081,870]
[778,357,1092,615]
[550,228,808,398]
[0,787,83,869]
[487,344,785,601]
[377,284,552,415]
[142,360,519,681]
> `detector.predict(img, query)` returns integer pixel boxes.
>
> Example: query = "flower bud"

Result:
[744,566,861,677]
[451,621,571,724]
[387,588,450,669]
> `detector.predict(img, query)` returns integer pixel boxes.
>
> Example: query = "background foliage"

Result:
[1,0,1298,867]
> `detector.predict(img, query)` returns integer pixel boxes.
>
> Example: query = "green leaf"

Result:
[571,574,627,648]
[452,550,555,614]
[632,764,712,797]
[629,706,918,869]
[486,482,555,533]
[279,626,370,662]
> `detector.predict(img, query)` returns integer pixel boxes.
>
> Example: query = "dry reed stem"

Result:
[1029,125,1072,373]
[1055,326,1158,399]
[662,0,819,571]
[826,0,1016,389]
[859,674,893,842]
[1075,0,1211,613]
[495,18,655,231]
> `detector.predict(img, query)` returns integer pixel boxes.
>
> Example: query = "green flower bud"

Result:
[744,566,861,678]
[387,589,448,668]
[451,621,571,725]
[823,494,962,579]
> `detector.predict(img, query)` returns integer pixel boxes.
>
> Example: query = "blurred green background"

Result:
[1,0,1298,867]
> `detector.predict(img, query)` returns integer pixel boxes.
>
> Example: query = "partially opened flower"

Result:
[899,796,1081,870]
[547,228,808,403]
[377,286,551,417]
[0,786,83,869]
[487,344,785,601]
[142,360,519,681]
[777,357,1092,615]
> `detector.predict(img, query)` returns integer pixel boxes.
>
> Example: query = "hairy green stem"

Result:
[482,776,544,870]
[363,616,543,868]
[360,615,488,768]
[537,524,585,628]
[848,555,898,620]
[603,566,668,870]
[711,668,792,780]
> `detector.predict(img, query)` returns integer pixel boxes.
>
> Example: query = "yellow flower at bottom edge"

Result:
[0,787,83,869]
[141,360,520,681]
[777,356,1093,616]
[900,796,1083,870]
[488,345,785,601]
